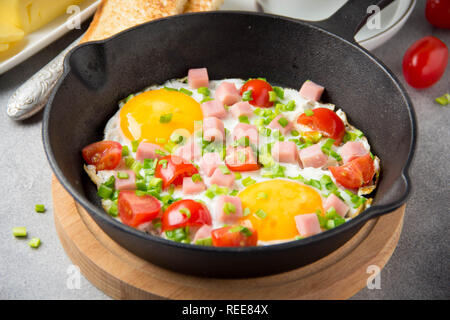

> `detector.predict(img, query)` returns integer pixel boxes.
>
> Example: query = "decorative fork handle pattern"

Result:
[6,35,83,121]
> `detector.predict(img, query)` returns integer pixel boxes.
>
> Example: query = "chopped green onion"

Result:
[254,209,267,219]
[131,160,143,175]
[234,172,242,180]
[205,189,215,199]
[191,173,202,183]
[97,184,114,199]
[155,149,167,157]
[159,113,173,124]
[326,219,336,229]
[108,202,118,217]
[325,207,340,220]
[229,225,252,236]
[179,88,193,96]
[229,189,239,196]
[223,202,236,215]
[124,94,134,103]
[156,138,166,144]
[232,136,250,147]
[201,97,213,103]
[117,172,129,179]
[330,150,342,161]
[197,87,210,96]
[158,159,168,169]
[273,86,284,99]
[163,86,178,91]
[435,93,450,106]
[143,158,156,169]
[259,127,272,137]
[242,176,256,186]
[149,177,163,188]
[239,115,250,124]
[35,204,45,213]
[243,207,251,216]
[253,107,263,116]
[277,117,289,128]
[291,130,299,137]
[316,213,327,228]
[132,140,140,152]
[219,165,231,175]
[170,132,186,144]
[304,109,314,116]
[121,145,130,157]
[269,91,278,102]
[305,179,321,190]
[195,237,213,246]
[256,192,268,200]
[125,157,135,169]
[179,208,191,218]
[165,227,189,243]
[28,237,41,248]
[242,90,253,101]
[12,227,27,237]
[285,100,296,111]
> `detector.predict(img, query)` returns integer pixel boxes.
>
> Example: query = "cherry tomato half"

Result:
[329,154,375,189]
[118,190,161,227]
[82,141,122,170]
[161,199,212,231]
[240,79,274,108]
[155,155,198,189]
[211,226,258,247]
[297,108,345,145]
[225,147,260,172]
[426,0,450,29]
[402,36,448,89]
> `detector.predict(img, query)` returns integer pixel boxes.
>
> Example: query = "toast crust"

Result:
[184,0,224,12]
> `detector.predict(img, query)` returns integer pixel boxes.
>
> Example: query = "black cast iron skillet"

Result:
[43,0,416,278]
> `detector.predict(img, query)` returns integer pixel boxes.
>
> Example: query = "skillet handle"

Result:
[310,0,396,44]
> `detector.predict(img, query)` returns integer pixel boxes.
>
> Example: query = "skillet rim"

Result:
[43,11,416,254]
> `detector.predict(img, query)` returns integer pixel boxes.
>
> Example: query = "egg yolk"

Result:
[239,180,324,242]
[119,89,203,145]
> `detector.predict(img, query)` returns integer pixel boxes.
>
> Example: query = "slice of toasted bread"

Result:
[81,0,188,42]
[184,0,224,12]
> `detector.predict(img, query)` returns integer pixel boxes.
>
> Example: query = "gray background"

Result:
[0,1,449,299]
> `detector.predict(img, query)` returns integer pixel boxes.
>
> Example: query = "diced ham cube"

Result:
[200,152,224,177]
[214,195,243,224]
[215,82,241,106]
[136,143,167,161]
[193,225,213,243]
[210,167,235,188]
[268,114,293,135]
[182,176,206,194]
[232,123,258,145]
[201,99,227,119]
[339,141,368,164]
[225,146,258,167]
[229,101,253,119]
[299,144,328,168]
[272,141,299,164]
[323,193,349,218]
[203,117,225,142]
[299,80,324,101]
[114,170,136,190]
[295,213,322,237]
[174,138,202,163]
[188,68,209,89]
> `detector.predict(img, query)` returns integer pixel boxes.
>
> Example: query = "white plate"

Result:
[0,0,100,75]
[223,0,416,51]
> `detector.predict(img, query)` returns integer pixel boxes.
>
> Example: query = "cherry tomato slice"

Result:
[155,155,198,189]
[426,0,450,29]
[402,36,448,89]
[118,190,161,227]
[240,79,274,108]
[225,147,260,172]
[329,154,375,189]
[211,226,258,247]
[161,199,212,231]
[82,141,122,170]
[297,108,345,145]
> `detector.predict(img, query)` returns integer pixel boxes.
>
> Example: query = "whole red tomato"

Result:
[402,36,448,89]
[240,79,274,108]
[426,0,450,29]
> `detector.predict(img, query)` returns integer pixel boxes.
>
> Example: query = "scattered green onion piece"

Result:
[223,202,236,215]
[12,227,27,237]
[326,219,336,229]
[165,227,189,243]
[97,184,114,199]
[219,165,231,175]
[124,94,134,103]
[155,149,167,157]
[170,132,185,144]
[304,109,314,116]
[204,189,215,199]
[28,237,41,248]
[256,192,268,200]
[242,177,256,186]
[229,189,239,196]
[35,204,45,213]
[131,161,143,175]
[108,202,118,217]
[229,225,252,237]
[239,115,250,124]
[197,87,210,96]
[163,86,178,91]
[179,88,193,96]
[179,208,191,218]
[273,86,284,99]
[158,159,168,169]
[254,209,267,219]
[242,89,253,101]
[132,140,140,152]
[125,157,135,169]
[201,97,213,103]
[269,91,278,102]
[253,107,263,116]
[117,172,129,179]
[290,130,299,137]
[159,113,173,124]
[156,138,166,144]
[195,237,213,246]
[243,207,251,216]
[121,145,130,157]
[435,93,450,106]
[191,173,202,183]
[285,100,296,111]
[277,117,289,128]
[325,207,340,220]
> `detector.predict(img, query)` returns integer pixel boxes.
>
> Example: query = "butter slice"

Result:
[0,43,10,52]
[0,0,83,34]
[0,22,25,43]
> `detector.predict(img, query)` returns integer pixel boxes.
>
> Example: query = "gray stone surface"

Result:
[0,1,448,299]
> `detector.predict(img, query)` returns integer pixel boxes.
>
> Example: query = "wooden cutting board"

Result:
[52,176,405,299]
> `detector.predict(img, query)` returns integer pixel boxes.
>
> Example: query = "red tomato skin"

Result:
[402,36,449,89]
[225,147,260,172]
[82,141,122,170]
[155,155,199,189]
[329,154,375,189]
[161,199,212,231]
[297,108,345,145]
[426,0,450,29]
[211,226,258,247]
[118,191,161,227]
[240,79,274,108]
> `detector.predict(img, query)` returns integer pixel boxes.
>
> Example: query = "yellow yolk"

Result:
[239,180,324,242]
[119,89,203,146]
